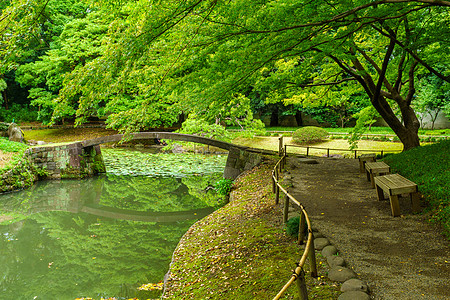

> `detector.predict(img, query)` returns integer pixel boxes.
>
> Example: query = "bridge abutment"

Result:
[26,143,105,179]
[224,147,263,179]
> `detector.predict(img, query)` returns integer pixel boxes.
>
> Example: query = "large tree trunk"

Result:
[270,108,279,127]
[373,96,421,151]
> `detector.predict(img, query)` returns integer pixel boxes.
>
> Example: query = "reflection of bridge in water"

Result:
[0,176,216,223]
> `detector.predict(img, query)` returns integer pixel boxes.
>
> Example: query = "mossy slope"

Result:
[164,158,340,299]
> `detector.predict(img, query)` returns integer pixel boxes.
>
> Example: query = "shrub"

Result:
[292,126,329,144]
[215,178,233,196]
[285,216,307,237]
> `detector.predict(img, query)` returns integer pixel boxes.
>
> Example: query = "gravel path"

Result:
[286,156,450,300]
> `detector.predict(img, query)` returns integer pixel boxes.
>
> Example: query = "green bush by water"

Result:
[215,178,233,196]
[383,140,450,238]
[292,126,329,144]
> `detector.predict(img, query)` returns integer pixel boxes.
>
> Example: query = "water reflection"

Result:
[0,174,221,223]
[0,152,225,300]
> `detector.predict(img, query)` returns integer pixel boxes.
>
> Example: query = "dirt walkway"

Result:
[285,156,449,300]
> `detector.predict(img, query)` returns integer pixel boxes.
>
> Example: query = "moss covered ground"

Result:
[164,158,341,299]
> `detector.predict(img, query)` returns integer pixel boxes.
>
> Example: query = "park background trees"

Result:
[1,0,449,150]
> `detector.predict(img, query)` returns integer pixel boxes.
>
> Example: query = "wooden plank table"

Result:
[358,153,376,173]
[365,161,391,188]
[374,174,420,217]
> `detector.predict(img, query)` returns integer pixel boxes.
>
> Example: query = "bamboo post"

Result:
[327,148,330,157]
[354,150,357,159]
[306,147,309,156]
[283,195,289,223]
[279,136,283,157]
[298,212,306,245]
[296,269,308,300]
[308,233,318,277]
[275,169,280,204]
[272,172,276,194]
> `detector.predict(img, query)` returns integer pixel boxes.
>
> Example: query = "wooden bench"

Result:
[374,174,420,217]
[365,161,390,188]
[358,153,376,173]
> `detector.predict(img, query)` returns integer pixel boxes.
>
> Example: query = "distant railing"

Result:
[285,144,401,158]
[271,138,318,300]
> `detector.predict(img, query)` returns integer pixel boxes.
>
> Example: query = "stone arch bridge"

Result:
[26,132,273,180]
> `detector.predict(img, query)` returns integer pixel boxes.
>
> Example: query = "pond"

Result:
[0,148,227,300]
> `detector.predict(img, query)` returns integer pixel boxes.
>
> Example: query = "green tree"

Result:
[414,74,450,129]
[55,1,449,150]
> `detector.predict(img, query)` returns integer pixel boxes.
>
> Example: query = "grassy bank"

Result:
[0,138,37,193]
[164,158,341,299]
[383,140,450,237]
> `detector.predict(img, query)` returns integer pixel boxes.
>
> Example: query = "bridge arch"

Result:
[81,132,248,151]
[27,132,270,180]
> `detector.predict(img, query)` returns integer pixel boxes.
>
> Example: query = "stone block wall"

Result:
[25,142,106,179]
[223,147,263,179]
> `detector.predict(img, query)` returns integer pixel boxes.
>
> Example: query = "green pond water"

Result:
[0,149,227,300]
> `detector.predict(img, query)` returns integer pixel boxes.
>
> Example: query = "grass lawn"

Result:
[383,140,450,238]
[233,136,404,157]
[260,126,450,136]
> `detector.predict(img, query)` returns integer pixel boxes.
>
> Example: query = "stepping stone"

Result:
[321,245,338,257]
[327,255,346,268]
[328,267,356,282]
[314,237,330,250]
[338,291,370,300]
[341,278,369,293]
[298,158,319,164]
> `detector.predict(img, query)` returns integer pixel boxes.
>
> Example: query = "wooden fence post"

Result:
[279,136,284,157]
[298,212,306,245]
[275,169,280,204]
[283,195,289,223]
[308,234,318,278]
[354,150,357,159]
[306,147,309,156]
[296,269,308,300]
[272,172,276,194]
[327,148,330,157]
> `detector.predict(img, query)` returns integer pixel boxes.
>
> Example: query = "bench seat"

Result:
[365,161,390,188]
[358,153,376,173]
[374,174,420,217]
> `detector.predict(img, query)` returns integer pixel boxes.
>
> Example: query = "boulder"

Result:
[7,123,24,143]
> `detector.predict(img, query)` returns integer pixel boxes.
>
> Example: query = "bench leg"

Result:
[375,184,385,201]
[359,160,364,173]
[370,173,376,188]
[410,192,421,213]
[389,195,401,217]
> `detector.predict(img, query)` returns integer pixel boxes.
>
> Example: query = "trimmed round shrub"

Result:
[292,126,329,144]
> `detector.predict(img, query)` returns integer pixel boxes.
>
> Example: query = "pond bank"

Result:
[163,156,341,299]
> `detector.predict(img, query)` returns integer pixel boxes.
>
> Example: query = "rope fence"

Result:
[285,144,401,159]
[271,137,400,299]
[271,138,317,300]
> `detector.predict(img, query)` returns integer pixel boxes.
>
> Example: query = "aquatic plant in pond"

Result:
[102,148,227,177]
